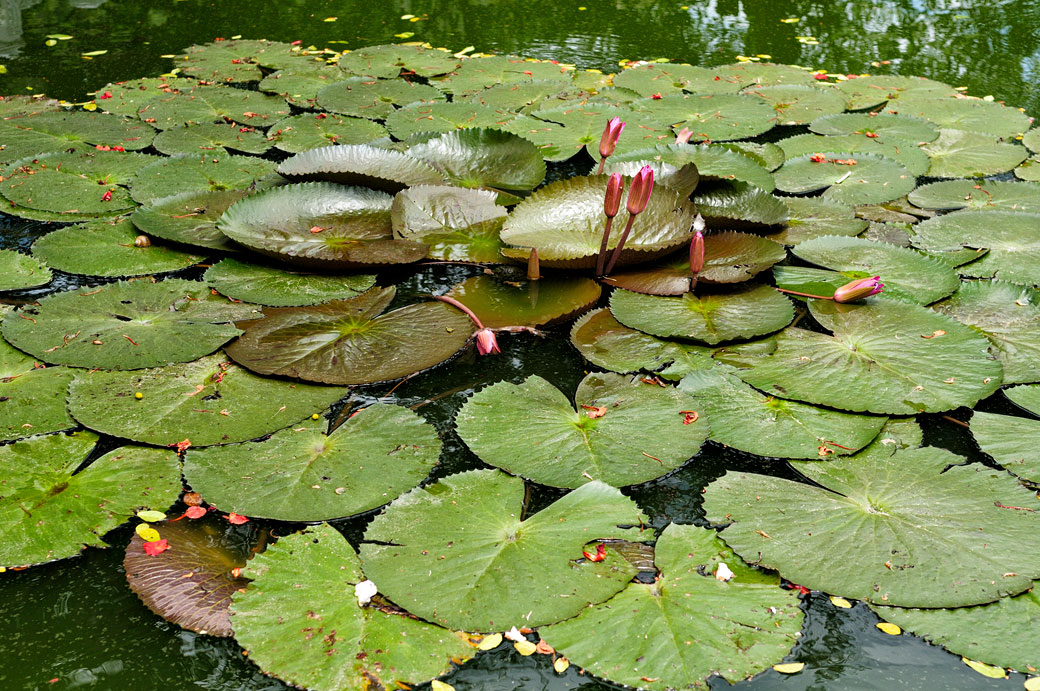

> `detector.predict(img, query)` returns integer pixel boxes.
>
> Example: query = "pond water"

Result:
[0,1,1036,689]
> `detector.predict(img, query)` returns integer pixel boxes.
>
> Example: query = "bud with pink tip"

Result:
[596,117,625,173]
[625,165,654,215]
[596,173,625,275]
[689,215,705,286]
[675,127,694,145]
[833,276,884,302]
[474,328,501,355]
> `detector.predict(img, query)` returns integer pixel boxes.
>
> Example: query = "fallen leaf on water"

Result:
[582,543,606,562]
[81,50,108,56]
[1024,677,1040,691]
[184,506,207,519]
[143,539,169,556]
[875,622,901,635]
[773,662,805,674]
[962,658,1006,679]
[136,510,166,523]
[504,626,525,643]
[135,524,161,542]
[514,640,537,656]
[580,405,606,419]
[829,596,852,608]
[395,32,415,39]
[477,633,502,651]
[535,639,554,655]
[227,513,249,525]
[553,656,570,673]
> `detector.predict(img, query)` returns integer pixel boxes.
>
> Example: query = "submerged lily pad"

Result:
[0,249,51,290]
[0,432,181,567]
[456,372,707,488]
[316,77,444,120]
[0,315,75,441]
[204,258,376,306]
[337,43,461,79]
[703,445,1040,607]
[184,404,440,521]
[231,523,474,691]
[276,144,444,193]
[911,210,1040,285]
[267,113,388,153]
[130,189,250,252]
[129,153,277,204]
[542,523,803,690]
[225,286,472,385]
[771,196,867,245]
[406,128,545,192]
[774,153,916,206]
[152,122,273,155]
[360,469,649,631]
[446,275,601,328]
[2,279,257,370]
[920,129,1027,178]
[809,112,939,142]
[908,180,1040,212]
[67,354,348,447]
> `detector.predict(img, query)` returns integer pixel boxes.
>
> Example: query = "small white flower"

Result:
[355,579,378,606]
[714,562,735,582]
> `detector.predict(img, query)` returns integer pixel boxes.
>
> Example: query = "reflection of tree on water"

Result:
[0,0,108,58]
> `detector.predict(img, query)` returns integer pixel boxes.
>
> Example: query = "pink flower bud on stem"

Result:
[603,166,654,275]
[432,294,500,355]
[675,127,694,145]
[688,215,705,289]
[774,276,884,302]
[596,117,625,174]
[595,173,624,276]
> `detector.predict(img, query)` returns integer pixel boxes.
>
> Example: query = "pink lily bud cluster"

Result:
[595,157,655,276]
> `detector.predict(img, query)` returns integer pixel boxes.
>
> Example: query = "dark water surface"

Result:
[0,1,1034,689]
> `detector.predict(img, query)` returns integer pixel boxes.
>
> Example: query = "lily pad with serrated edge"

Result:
[276,144,444,193]
[0,110,156,167]
[613,63,744,98]
[231,523,474,691]
[176,39,303,82]
[434,55,570,95]
[391,185,506,238]
[712,62,816,88]
[129,153,278,204]
[316,77,445,120]
[776,133,930,176]
[184,404,439,521]
[532,104,671,160]
[541,522,803,691]
[771,196,867,245]
[96,76,200,117]
[456,372,707,489]
[384,102,518,139]
[715,141,786,171]
[152,122,273,155]
[32,217,204,277]
[791,234,959,305]
[68,353,347,447]
[933,281,1040,385]
[834,75,958,110]
[497,114,585,162]
[971,409,1040,483]
[890,95,1031,140]
[259,65,353,107]
[225,286,472,385]
[406,128,545,192]
[920,129,1028,178]
[204,258,375,307]
[267,113,388,154]
[130,189,250,252]
[715,298,1003,414]
[124,517,253,637]
[570,308,715,380]
[808,112,939,142]
[740,84,846,125]
[0,249,51,291]
[446,275,601,328]
[774,153,916,206]
[631,92,777,143]
[911,210,1040,285]
[360,469,649,631]
[1014,155,1040,182]
[216,182,426,270]
[499,174,696,269]
[612,143,776,192]
[1007,383,1040,415]
[702,444,1040,607]
[0,312,75,441]
[337,43,461,79]
[678,369,886,459]
[908,180,1040,212]
[0,432,181,568]
[137,85,290,130]
[691,182,789,230]
[609,284,794,345]
[2,279,258,370]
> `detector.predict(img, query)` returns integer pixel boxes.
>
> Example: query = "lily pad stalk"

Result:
[433,294,500,355]
[603,165,654,275]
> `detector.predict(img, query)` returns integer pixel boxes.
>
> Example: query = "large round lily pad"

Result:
[611,144,776,192]
[384,102,517,139]
[267,113,388,153]
[434,55,571,95]
[0,315,75,441]
[129,153,277,204]
[635,93,777,142]
[0,249,51,291]
[541,523,804,690]
[771,196,867,245]
[130,189,251,252]
[184,404,440,521]
[0,432,181,567]
[230,523,474,691]
[741,84,846,125]
[702,445,1040,607]
[337,43,461,79]
[151,122,273,155]
[920,129,1027,178]
[445,274,601,328]
[776,133,930,176]
[391,184,506,245]
[2,279,258,370]
[774,153,916,206]
[716,298,1003,414]
[809,112,939,142]
[908,180,1040,212]
[890,95,1031,139]
[137,84,290,129]
[316,77,444,120]
[96,76,199,118]
[359,469,649,631]
[460,79,574,113]
[176,39,303,82]
[456,372,708,488]
[67,353,348,447]
[834,75,957,110]
[911,210,1040,285]
[692,181,788,230]
[276,144,444,193]
[0,110,156,167]
[613,63,742,97]
[225,286,472,385]
[259,65,355,107]
[406,128,545,192]
[204,258,375,306]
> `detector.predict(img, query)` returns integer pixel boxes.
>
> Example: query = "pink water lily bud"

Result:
[626,165,654,216]
[475,328,501,355]
[604,173,624,218]
[833,276,884,303]
[599,117,626,159]
[689,226,705,278]
[675,127,694,145]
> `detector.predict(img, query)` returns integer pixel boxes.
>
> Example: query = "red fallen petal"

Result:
[185,506,207,519]
[582,543,606,562]
[227,512,249,525]
[809,153,827,163]
[813,73,828,80]
[112,146,124,152]
[143,539,169,556]
[169,439,191,453]
[100,91,113,99]
[291,40,302,45]
[101,190,112,202]
[651,92,663,99]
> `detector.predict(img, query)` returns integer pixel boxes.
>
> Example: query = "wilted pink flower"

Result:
[598,117,625,159]
[475,328,500,355]
[625,165,654,215]
[604,173,624,218]
[833,276,884,302]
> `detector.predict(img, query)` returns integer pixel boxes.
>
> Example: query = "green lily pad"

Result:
[791,235,959,304]
[0,249,51,291]
[176,39,303,82]
[497,113,590,162]
[124,517,252,637]
[570,308,715,381]
[601,143,776,193]
[771,196,867,245]
[230,523,474,691]
[715,141,786,171]
[971,410,1040,483]
[259,65,352,107]
[678,369,886,459]
[457,372,707,488]
[809,112,939,142]
[0,110,156,167]
[911,210,1040,285]
[337,43,461,79]
[204,258,376,306]
[0,432,181,568]
[130,189,251,252]
[702,444,1040,607]
[609,284,794,345]
[129,153,278,204]
[499,174,696,269]
[716,298,1003,414]
[184,404,439,521]
[1022,128,1040,153]
[613,63,743,97]
[152,122,273,155]
[632,92,777,142]
[68,353,348,447]
[316,77,444,120]
[774,153,916,206]
[598,157,700,198]
[1006,382,1040,414]
[276,144,444,193]
[532,104,670,160]
[933,281,1040,385]
[31,218,204,277]
[267,113,388,153]
[712,62,816,88]
[891,95,1031,139]
[541,523,804,690]
[0,314,76,442]
[434,55,570,95]
[771,265,862,301]
[920,129,1028,178]
[225,286,472,385]
[834,75,958,110]
[446,275,601,328]
[96,76,199,118]
[359,469,649,631]
[691,182,789,229]
[776,133,930,176]
[908,180,1040,212]
[137,84,290,129]
[384,102,518,139]
[2,279,258,370]
[740,84,846,125]
[391,185,506,239]
[216,182,426,269]
[459,79,575,113]
[1014,154,1040,181]
[406,128,545,192]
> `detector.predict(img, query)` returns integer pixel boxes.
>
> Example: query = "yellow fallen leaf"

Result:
[135,524,161,542]
[82,102,97,111]
[553,656,570,674]
[401,14,415,19]
[514,640,537,656]
[0,65,7,74]
[81,50,108,56]
[962,658,1006,679]
[781,17,800,23]
[430,681,455,691]
[45,39,57,47]
[324,17,337,22]
[875,622,901,635]
[773,662,805,674]
[477,633,502,651]
[395,32,415,39]
[137,510,167,523]
[829,596,852,609]
[46,34,74,40]
[1024,676,1040,691]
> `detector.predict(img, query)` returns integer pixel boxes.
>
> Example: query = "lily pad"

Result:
[276,144,444,193]
[0,249,51,290]
[633,92,777,142]
[230,523,474,691]
[259,65,353,107]
[702,445,1040,607]
[1014,155,1040,181]
[609,285,794,345]
[541,523,804,690]
[31,218,204,277]
[96,76,199,118]
[809,112,939,142]
[130,189,251,252]
[129,153,278,204]
[715,298,1003,415]
[771,196,867,245]
[267,113,388,153]
[834,75,958,110]
[610,144,775,193]
[316,77,444,120]
[225,286,472,385]
[715,141,786,171]
[406,128,545,192]
[456,372,708,488]
[446,275,601,328]
[176,39,302,82]
[920,129,1027,178]
[678,369,886,459]
[971,410,1040,483]
[740,84,846,125]
[598,157,700,198]
[67,353,348,447]
[391,185,506,239]
[204,258,376,307]
[911,210,1040,285]
[359,469,649,631]
[891,96,1031,139]
[775,153,916,206]
[0,432,181,567]
[435,55,570,95]
[137,84,290,129]
[460,79,575,113]
[184,404,440,521]
[691,182,789,229]
[124,517,252,637]
[613,63,743,97]
[532,104,670,160]
[0,315,76,441]
[384,102,517,139]
[337,43,461,79]
[712,62,816,88]
[152,122,273,155]
[0,110,156,167]
[776,133,930,176]
[2,279,257,370]
[908,180,1040,212]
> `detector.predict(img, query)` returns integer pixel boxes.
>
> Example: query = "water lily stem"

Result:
[432,294,486,330]
[596,157,606,175]
[595,216,615,276]
[774,287,835,300]
[603,213,637,275]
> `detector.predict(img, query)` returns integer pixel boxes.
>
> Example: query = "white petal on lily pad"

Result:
[715,562,736,582]
[355,579,378,606]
